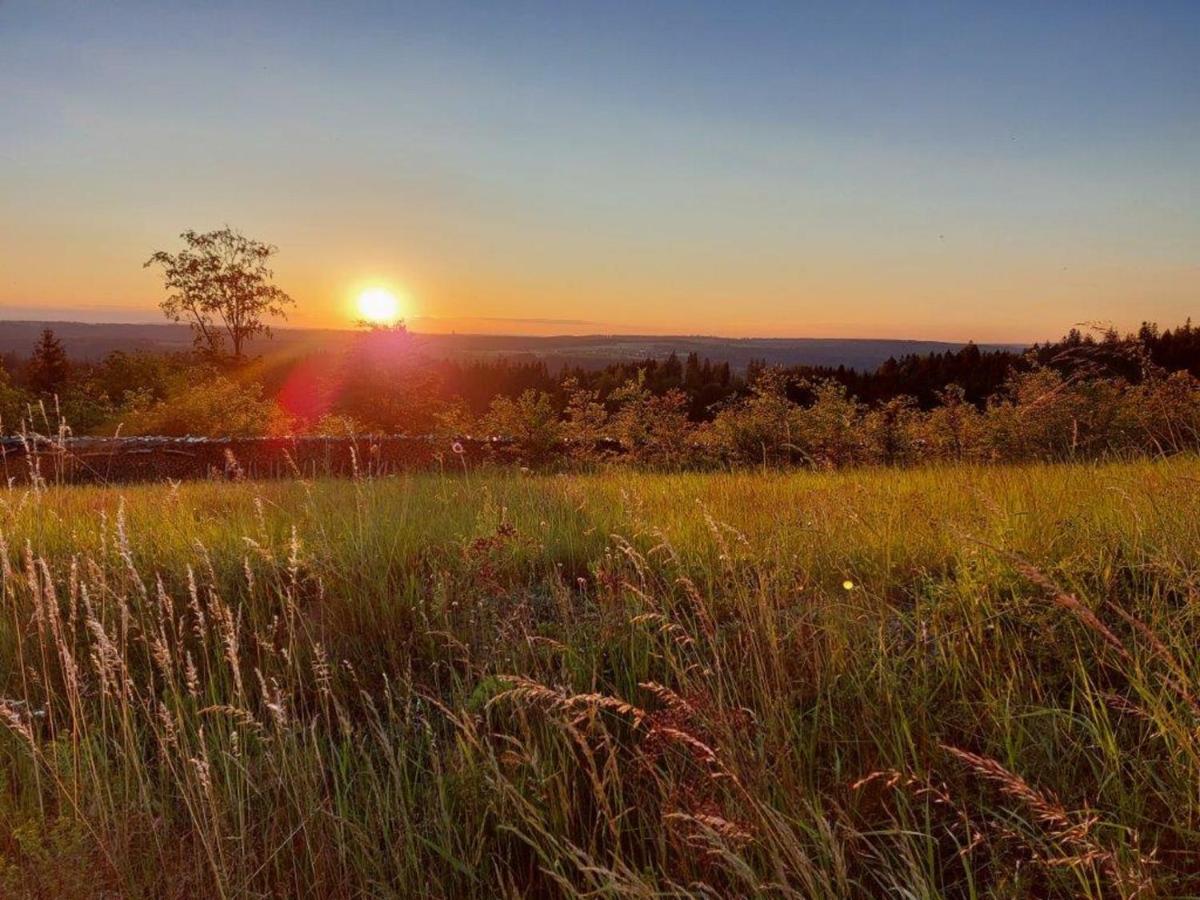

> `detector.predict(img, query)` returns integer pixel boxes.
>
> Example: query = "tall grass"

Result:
[1,459,1198,896]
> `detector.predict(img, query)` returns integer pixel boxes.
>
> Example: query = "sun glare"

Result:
[357,287,402,324]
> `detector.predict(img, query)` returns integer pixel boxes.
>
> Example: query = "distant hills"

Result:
[0,320,1025,372]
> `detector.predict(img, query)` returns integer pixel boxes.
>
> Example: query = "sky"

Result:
[1,1,1197,341]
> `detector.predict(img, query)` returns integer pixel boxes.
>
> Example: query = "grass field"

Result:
[2,459,1199,897]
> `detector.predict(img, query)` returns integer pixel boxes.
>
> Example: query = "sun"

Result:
[356,287,402,324]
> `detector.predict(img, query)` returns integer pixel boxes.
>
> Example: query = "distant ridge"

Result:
[0,320,1026,372]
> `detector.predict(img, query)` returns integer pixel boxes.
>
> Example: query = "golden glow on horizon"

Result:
[3,237,1195,343]
[356,287,403,324]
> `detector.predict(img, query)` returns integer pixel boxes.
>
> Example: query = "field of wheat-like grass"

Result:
[1,458,1198,897]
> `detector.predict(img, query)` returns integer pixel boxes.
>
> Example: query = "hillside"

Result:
[0,319,1024,371]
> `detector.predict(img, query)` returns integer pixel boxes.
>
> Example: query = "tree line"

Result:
[4,318,1200,468]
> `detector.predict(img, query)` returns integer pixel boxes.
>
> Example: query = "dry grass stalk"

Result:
[942,745,1154,896]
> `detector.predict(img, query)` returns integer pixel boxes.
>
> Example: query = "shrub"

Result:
[863,395,921,465]
[311,413,368,438]
[561,377,611,463]
[1120,370,1200,455]
[0,368,30,435]
[481,389,562,464]
[919,384,986,461]
[794,379,866,468]
[985,367,1131,461]
[708,368,802,467]
[609,374,698,468]
[118,372,290,437]
[431,400,476,442]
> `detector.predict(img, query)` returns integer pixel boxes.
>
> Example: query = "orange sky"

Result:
[4,224,1194,342]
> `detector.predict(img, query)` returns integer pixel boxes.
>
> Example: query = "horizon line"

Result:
[0,316,1040,347]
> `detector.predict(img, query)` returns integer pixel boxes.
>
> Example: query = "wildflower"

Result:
[843,579,855,591]
[451,441,465,455]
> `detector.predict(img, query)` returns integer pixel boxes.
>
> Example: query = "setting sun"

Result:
[356,287,402,324]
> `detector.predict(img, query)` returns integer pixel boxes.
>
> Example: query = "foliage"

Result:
[431,400,474,443]
[333,331,442,434]
[1123,369,1200,453]
[609,373,697,468]
[9,320,1200,469]
[117,371,289,436]
[560,377,610,461]
[708,367,802,466]
[481,389,562,463]
[863,394,920,465]
[25,328,69,396]
[794,378,867,467]
[94,350,179,406]
[921,384,985,461]
[310,413,368,437]
[145,228,294,359]
[0,366,30,434]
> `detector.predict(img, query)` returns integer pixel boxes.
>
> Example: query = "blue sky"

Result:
[2,1,1197,339]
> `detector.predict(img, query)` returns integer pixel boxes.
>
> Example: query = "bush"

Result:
[561,377,611,463]
[708,368,802,467]
[984,367,1130,461]
[609,374,698,468]
[481,389,562,464]
[863,395,920,465]
[0,368,31,435]
[1120,370,1200,454]
[794,379,866,468]
[311,413,368,438]
[919,385,986,461]
[117,372,290,437]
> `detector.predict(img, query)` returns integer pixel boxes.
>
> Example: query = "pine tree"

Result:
[27,328,69,396]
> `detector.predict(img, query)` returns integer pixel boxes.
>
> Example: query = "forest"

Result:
[3,320,1200,470]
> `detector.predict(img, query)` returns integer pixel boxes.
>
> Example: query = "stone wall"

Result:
[0,436,509,485]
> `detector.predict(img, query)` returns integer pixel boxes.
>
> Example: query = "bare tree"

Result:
[145,228,294,360]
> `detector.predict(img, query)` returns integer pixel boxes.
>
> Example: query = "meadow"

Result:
[2,459,1199,897]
